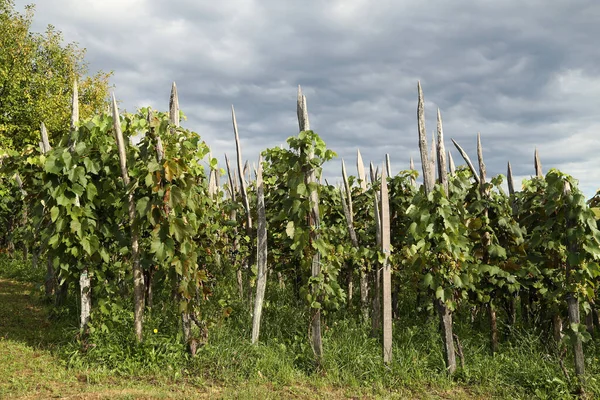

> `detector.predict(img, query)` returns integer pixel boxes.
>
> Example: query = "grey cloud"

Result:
[14,0,600,196]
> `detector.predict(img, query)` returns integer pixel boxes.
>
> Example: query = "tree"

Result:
[0,0,111,151]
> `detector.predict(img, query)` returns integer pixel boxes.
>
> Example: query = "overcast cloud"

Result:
[14,0,600,197]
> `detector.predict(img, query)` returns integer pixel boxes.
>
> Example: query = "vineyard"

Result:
[2,80,600,399]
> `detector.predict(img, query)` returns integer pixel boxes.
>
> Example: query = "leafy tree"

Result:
[0,0,111,151]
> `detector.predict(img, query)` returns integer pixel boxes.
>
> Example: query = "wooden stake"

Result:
[450,138,480,184]
[231,106,252,230]
[534,148,543,178]
[381,164,392,363]
[298,86,322,360]
[409,157,417,187]
[448,151,456,174]
[251,155,268,344]
[169,82,180,128]
[507,161,515,196]
[417,81,434,193]
[436,109,448,194]
[357,149,368,192]
[112,93,144,342]
[385,154,392,178]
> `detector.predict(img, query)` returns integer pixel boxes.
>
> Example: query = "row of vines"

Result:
[2,81,600,388]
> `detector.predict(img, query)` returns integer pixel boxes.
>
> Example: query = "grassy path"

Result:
[0,278,489,399]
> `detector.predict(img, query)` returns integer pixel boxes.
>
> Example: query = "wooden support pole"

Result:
[381,165,392,363]
[451,138,480,184]
[534,148,543,178]
[436,109,448,194]
[251,156,268,344]
[417,82,434,193]
[297,86,323,360]
[111,93,144,342]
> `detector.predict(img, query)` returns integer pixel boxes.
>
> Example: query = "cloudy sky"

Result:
[14,0,600,197]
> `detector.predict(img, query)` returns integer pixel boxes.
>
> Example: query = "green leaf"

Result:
[86,182,98,201]
[435,286,445,301]
[81,236,91,255]
[296,182,307,197]
[286,221,295,239]
[136,197,150,217]
[488,244,507,259]
[150,235,165,259]
[452,274,462,288]
[50,206,59,222]
[423,273,433,288]
[70,218,82,238]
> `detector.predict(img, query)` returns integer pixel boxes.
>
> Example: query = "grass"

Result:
[1,253,600,399]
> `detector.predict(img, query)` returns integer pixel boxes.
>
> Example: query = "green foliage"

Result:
[262,130,344,313]
[405,169,474,310]
[515,170,600,317]
[0,0,111,151]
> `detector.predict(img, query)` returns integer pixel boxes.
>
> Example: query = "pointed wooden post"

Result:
[563,180,585,380]
[507,162,515,195]
[169,82,180,128]
[169,83,193,350]
[225,154,244,299]
[451,138,480,184]
[38,122,54,298]
[71,82,90,330]
[409,157,417,187]
[380,165,392,363]
[370,162,382,336]
[477,133,497,355]
[112,93,144,342]
[429,133,437,185]
[436,109,448,193]
[385,154,392,178]
[297,86,323,360]
[417,81,434,193]
[448,152,456,174]
[251,156,268,344]
[40,122,51,154]
[534,148,543,178]
[357,149,368,192]
[341,160,353,217]
[232,106,253,303]
[71,80,79,130]
[419,84,456,374]
[477,133,486,184]
[341,160,368,321]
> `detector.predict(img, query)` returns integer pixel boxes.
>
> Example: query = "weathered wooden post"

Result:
[451,139,480,184]
[111,93,144,342]
[251,156,268,344]
[418,82,456,374]
[167,83,194,349]
[341,159,367,320]
[409,157,417,187]
[534,148,543,178]
[225,154,244,299]
[436,109,448,193]
[370,162,382,337]
[448,152,456,174]
[380,165,392,363]
[68,80,91,330]
[564,180,585,380]
[476,133,498,355]
[38,123,55,299]
[357,149,368,192]
[297,85,323,360]
[231,105,253,303]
